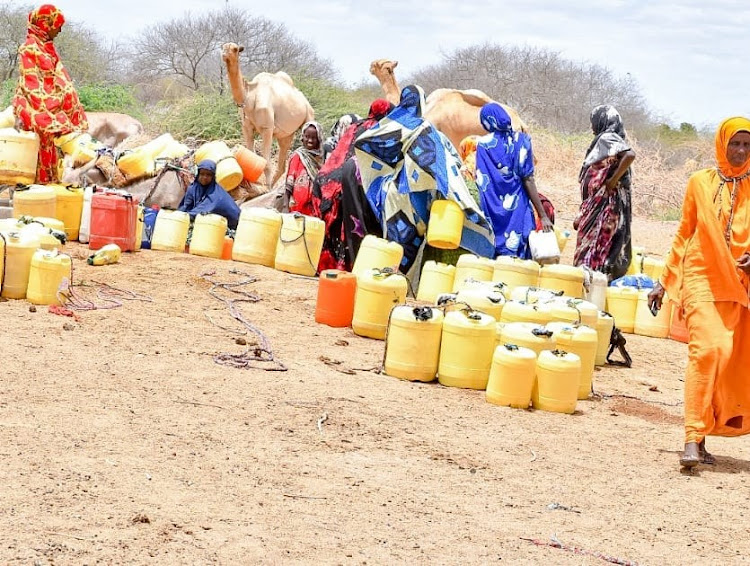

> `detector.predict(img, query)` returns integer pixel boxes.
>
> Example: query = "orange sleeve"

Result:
[660,175,698,298]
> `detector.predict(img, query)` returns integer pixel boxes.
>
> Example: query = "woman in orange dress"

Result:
[12,4,88,183]
[649,116,750,469]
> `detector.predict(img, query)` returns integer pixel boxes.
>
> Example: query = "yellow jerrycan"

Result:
[87,243,122,266]
[452,254,494,292]
[151,209,190,252]
[546,322,598,399]
[384,305,444,382]
[455,287,505,322]
[416,260,456,303]
[351,235,404,277]
[437,309,496,389]
[532,350,581,414]
[499,322,556,356]
[26,249,72,305]
[426,199,463,249]
[18,220,63,251]
[486,343,538,408]
[595,311,615,366]
[548,297,599,328]
[233,207,282,267]
[499,300,554,326]
[605,286,639,333]
[538,264,585,298]
[510,285,560,304]
[275,213,325,277]
[642,256,666,282]
[116,147,154,179]
[493,256,540,293]
[1,231,40,299]
[134,203,144,250]
[626,245,645,275]
[52,185,84,241]
[0,128,39,184]
[634,289,670,338]
[194,140,243,190]
[13,185,56,219]
[352,268,408,340]
[190,213,228,259]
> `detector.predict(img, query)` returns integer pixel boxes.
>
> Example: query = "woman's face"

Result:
[727,131,750,168]
[48,26,62,40]
[302,126,320,151]
[198,168,213,185]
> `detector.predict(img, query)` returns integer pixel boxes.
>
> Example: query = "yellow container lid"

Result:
[540,264,584,282]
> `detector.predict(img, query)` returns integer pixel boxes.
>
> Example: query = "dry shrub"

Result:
[532,130,714,220]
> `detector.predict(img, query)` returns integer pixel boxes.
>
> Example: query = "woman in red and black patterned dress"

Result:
[13,4,88,183]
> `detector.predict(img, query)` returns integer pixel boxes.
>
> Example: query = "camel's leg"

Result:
[272,135,293,190]
[258,127,275,190]
[241,114,255,153]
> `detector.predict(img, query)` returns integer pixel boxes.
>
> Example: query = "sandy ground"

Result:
[2,214,750,565]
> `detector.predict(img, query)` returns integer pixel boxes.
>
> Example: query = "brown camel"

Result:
[87,112,144,148]
[369,59,401,106]
[368,59,528,149]
[222,42,314,190]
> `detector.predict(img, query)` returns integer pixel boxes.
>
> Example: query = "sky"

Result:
[56,0,750,128]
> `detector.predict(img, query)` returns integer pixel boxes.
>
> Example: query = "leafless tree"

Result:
[410,43,651,133]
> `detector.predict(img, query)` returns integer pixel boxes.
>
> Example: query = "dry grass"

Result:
[533,130,714,220]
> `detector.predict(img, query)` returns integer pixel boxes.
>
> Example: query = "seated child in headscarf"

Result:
[178,159,241,230]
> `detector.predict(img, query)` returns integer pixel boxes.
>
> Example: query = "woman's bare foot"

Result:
[699,439,716,465]
[680,442,700,468]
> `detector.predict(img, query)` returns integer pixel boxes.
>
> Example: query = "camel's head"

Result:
[369,59,398,79]
[221,42,245,63]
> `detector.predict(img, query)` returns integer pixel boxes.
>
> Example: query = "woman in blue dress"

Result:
[475,102,553,257]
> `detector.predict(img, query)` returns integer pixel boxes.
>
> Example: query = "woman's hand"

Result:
[13,116,24,131]
[604,178,618,192]
[737,253,750,274]
[648,282,665,312]
[540,215,554,233]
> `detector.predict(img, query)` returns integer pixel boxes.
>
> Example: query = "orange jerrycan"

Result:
[315,270,357,327]
[486,343,538,408]
[384,305,444,382]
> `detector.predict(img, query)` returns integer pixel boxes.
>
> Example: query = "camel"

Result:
[222,42,314,191]
[369,59,528,150]
[86,112,144,148]
[369,59,401,106]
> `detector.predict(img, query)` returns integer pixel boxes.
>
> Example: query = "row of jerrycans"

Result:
[417,255,586,304]
[383,305,588,414]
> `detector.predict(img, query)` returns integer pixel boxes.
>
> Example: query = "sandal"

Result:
[699,439,716,465]
[680,442,701,469]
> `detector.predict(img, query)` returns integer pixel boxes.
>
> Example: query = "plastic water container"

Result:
[89,191,138,251]
[455,287,505,321]
[486,344,538,408]
[538,264,585,298]
[605,286,639,333]
[437,309,496,390]
[13,185,56,219]
[221,236,233,260]
[352,268,408,340]
[275,213,325,277]
[532,350,581,414]
[669,302,689,343]
[546,322,598,399]
[626,245,646,275]
[548,297,599,328]
[642,257,666,283]
[1,231,40,299]
[595,311,615,366]
[384,305,444,382]
[634,289,670,338]
[18,220,63,251]
[493,256,540,292]
[584,269,608,311]
[417,260,456,303]
[140,206,158,249]
[499,300,554,326]
[510,286,561,304]
[194,140,243,190]
[26,249,71,305]
[426,199,463,249]
[452,254,494,292]
[151,209,190,252]
[233,145,267,183]
[528,230,561,264]
[51,185,84,241]
[351,235,404,277]
[233,208,282,267]
[78,185,95,244]
[190,213,228,259]
[117,148,154,179]
[315,270,357,327]
[499,322,556,356]
[0,129,39,185]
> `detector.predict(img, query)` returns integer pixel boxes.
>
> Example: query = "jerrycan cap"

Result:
[465,310,482,321]
[532,327,554,338]
[412,306,433,321]
[503,343,519,351]
[324,271,339,279]
[551,349,568,357]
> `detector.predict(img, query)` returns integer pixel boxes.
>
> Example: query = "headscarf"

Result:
[459,135,479,178]
[322,113,362,162]
[295,120,324,179]
[480,103,513,134]
[715,117,750,179]
[28,4,65,45]
[581,105,630,173]
[179,159,241,229]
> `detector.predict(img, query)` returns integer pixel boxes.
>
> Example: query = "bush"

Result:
[77,83,143,116]
[153,89,242,143]
[0,79,15,107]
[293,76,373,135]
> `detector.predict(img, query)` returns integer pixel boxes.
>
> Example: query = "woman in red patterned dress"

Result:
[12,4,88,183]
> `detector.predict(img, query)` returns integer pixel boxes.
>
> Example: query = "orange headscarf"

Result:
[459,135,479,180]
[715,116,750,178]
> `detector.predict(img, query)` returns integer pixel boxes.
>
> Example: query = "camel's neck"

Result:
[379,74,401,106]
[225,59,246,105]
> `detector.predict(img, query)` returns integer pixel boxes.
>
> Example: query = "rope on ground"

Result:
[520,535,639,566]
[57,277,154,311]
[200,269,287,372]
